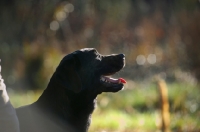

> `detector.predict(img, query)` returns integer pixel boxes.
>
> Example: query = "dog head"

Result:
[53,48,125,94]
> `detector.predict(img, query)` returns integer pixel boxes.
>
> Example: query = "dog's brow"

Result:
[94,52,102,60]
[96,55,102,61]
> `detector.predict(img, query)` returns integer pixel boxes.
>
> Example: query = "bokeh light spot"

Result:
[50,21,59,31]
[64,3,74,12]
[136,55,146,65]
[56,11,68,21]
[147,54,156,64]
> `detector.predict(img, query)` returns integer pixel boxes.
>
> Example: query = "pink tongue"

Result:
[119,78,127,84]
[104,77,126,84]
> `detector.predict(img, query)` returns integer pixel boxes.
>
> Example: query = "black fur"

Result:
[16,48,125,132]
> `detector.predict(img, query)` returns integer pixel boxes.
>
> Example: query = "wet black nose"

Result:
[118,54,125,58]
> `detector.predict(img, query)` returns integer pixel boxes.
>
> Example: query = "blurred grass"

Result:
[90,109,157,132]
[8,81,200,132]
[8,90,41,108]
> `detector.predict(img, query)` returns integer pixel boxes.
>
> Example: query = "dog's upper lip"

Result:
[102,72,116,76]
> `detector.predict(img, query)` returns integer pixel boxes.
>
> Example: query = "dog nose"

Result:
[119,54,125,58]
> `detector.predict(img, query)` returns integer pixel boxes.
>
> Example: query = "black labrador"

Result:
[16,48,126,132]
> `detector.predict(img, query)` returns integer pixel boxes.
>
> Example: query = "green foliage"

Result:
[9,90,41,107]
[97,83,159,113]
[9,81,200,131]
[90,110,157,132]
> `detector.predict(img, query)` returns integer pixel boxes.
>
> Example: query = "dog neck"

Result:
[36,74,97,132]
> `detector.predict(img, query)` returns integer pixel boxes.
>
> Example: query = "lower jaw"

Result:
[101,83,124,92]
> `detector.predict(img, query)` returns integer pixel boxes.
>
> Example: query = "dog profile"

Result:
[16,48,126,132]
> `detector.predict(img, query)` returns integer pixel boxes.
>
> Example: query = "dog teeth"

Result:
[101,76,123,84]
[100,76,109,83]
[101,77,107,82]
[100,77,105,81]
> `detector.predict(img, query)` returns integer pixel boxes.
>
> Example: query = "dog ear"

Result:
[56,54,82,93]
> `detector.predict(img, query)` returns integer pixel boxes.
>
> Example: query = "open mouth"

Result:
[99,54,126,92]
[100,76,126,84]
[100,74,126,92]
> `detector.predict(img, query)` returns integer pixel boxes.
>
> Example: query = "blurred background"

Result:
[0,0,200,131]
